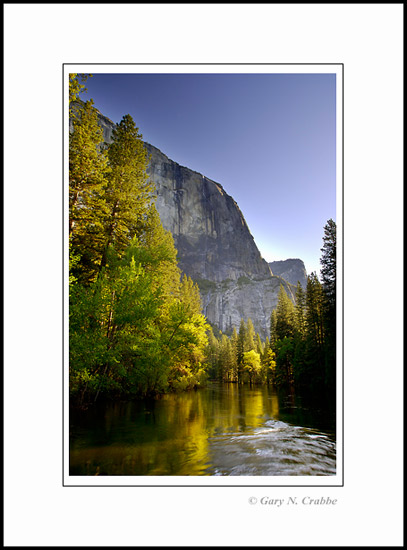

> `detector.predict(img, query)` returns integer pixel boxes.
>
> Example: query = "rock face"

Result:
[144,143,271,283]
[269,259,307,288]
[91,109,299,337]
[200,275,296,337]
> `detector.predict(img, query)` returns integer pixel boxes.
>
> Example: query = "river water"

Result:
[70,382,336,476]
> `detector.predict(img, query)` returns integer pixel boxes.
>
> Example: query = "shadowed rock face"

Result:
[269,259,307,289]
[145,143,272,283]
[92,110,299,337]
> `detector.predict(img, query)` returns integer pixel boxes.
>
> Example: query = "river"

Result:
[69,382,336,476]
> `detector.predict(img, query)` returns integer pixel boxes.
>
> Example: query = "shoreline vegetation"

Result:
[69,74,336,410]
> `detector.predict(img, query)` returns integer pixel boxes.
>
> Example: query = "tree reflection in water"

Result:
[69,382,335,476]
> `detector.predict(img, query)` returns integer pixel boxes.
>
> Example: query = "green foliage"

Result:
[179,275,202,315]
[237,276,251,286]
[264,221,336,396]
[69,100,210,405]
[262,346,277,384]
[274,285,296,341]
[205,319,272,385]
[242,350,262,384]
[245,318,256,352]
[163,300,208,391]
[320,219,336,306]
[274,337,295,388]
[205,328,221,379]
[69,73,92,107]
[194,278,217,293]
[70,254,166,400]
[236,319,247,382]
[305,273,325,353]
[320,219,336,396]
[69,99,109,283]
[255,333,264,356]
[219,334,236,382]
[101,114,153,270]
[270,310,277,348]
[294,282,306,339]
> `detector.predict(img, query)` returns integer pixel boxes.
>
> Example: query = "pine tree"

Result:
[320,219,337,396]
[230,327,239,382]
[245,318,256,351]
[275,337,295,387]
[179,274,202,316]
[303,272,326,392]
[305,273,325,350]
[270,309,278,348]
[236,319,246,383]
[69,100,211,401]
[294,282,306,339]
[219,334,235,381]
[262,336,270,362]
[205,328,220,379]
[320,219,336,306]
[69,86,109,283]
[269,286,297,388]
[255,333,264,356]
[275,285,296,341]
[263,345,277,385]
[101,114,153,270]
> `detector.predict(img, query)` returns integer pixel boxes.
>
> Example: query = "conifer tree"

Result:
[255,333,264,356]
[69,97,211,401]
[320,219,336,306]
[320,219,337,395]
[245,318,256,352]
[101,114,153,270]
[303,272,326,392]
[262,336,270,361]
[270,309,278,348]
[275,285,296,341]
[69,77,109,283]
[230,327,239,382]
[219,334,235,381]
[305,273,325,352]
[179,274,202,316]
[263,345,277,385]
[294,282,306,339]
[205,329,220,379]
[236,319,246,383]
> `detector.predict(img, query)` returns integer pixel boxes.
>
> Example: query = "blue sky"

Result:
[81,72,336,276]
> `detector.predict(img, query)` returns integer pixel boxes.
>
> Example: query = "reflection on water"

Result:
[70,383,336,476]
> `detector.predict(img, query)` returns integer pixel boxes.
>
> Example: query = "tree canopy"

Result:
[69,76,209,405]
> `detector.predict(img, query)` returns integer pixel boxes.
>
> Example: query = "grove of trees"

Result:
[69,74,336,407]
[205,219,337,401]
[69,75,209,406]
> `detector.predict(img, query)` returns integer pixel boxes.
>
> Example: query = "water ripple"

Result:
[207,419,336,476]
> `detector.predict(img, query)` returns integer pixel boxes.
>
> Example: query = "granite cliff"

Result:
[91,109,301,337]
[269,259,307,289]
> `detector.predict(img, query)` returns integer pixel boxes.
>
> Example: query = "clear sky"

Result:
[81,72,336,276]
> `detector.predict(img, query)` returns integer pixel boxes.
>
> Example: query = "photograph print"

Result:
[66,65,342,485]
